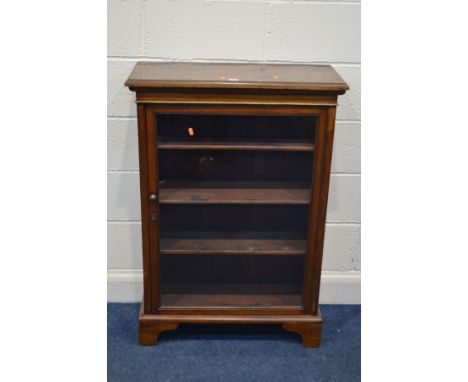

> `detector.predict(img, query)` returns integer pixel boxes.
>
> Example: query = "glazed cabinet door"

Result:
[143,104,326,314]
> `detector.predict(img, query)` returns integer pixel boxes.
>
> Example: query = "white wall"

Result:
[107,0,361,303]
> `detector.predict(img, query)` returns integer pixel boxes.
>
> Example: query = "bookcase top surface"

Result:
[125,62,349,93]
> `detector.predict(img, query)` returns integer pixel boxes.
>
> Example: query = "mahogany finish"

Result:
[126,62,348,93]
[159,182,311,205]
[125,62,348,347]
[160,231,306,256]
[158,140,315,152]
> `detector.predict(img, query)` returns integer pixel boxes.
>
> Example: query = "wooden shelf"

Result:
[158,140,315,152]
[160,284,302,308]
[161,294,302,308]
[158,181,311,205]
[160,231,307,255]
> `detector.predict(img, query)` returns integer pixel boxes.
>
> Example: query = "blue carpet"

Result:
[108,304,360,382]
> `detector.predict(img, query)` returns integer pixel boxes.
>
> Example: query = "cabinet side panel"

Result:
[303,108,328,313]
[311,107,337,314]
[137,104,152,313]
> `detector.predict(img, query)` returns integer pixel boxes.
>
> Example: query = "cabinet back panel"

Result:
[159,205,309,232]
[160,254,304,308]
[161,254,304,284]
[158,150,313,183]
[157,114,317,143]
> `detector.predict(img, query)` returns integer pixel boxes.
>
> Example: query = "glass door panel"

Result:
[156,112,317,309]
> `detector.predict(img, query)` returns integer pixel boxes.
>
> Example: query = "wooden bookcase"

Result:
[125,62,349,347]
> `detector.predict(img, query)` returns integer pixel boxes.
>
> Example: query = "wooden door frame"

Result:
[137,102,335,316]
